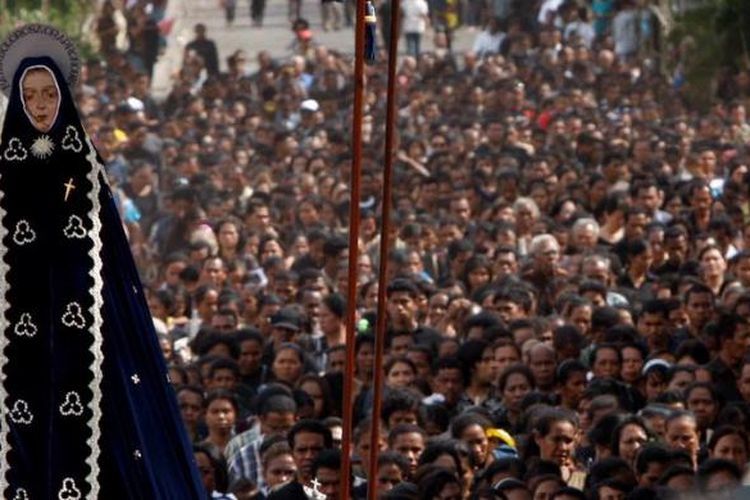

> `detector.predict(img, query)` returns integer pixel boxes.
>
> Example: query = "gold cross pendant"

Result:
[64,178,76,201]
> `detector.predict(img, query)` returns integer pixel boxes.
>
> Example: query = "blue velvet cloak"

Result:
[0,56,206,499]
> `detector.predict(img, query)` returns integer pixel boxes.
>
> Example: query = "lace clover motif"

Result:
[9,399,33,425]
[63,215,86,239]
[13,313,37,338]
[12,220,35,246]
[61,126,83,153]
[59,391,84,417]
[12,488,29,500]
[3,138,27,161]
[57,477,81,500]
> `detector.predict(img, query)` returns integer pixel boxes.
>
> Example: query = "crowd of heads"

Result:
[56,0,750,498]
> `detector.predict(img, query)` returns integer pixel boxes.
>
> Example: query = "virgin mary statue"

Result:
[0,25,205,499]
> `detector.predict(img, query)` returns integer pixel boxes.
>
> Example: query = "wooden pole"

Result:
[341,0,368,495]
[367,0,400,497]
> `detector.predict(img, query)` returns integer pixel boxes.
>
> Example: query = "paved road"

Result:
[152,0,476,97]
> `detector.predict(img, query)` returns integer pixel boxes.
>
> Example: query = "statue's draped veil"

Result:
[0,24,205,499]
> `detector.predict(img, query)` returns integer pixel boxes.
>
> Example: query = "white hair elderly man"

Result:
[522,234,570,314]
[580,253,629,307]
[571,218,600,252]
[528,234,562,274]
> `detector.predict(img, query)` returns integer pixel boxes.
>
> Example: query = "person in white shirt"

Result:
[401,0,430,57]
[538,0,564,25]
[564,6,596,48]
[472,17,506,57]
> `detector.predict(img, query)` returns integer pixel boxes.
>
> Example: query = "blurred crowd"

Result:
[53,0,750,498]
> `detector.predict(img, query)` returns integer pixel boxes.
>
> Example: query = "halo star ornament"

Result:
[0,24,80,97]
[30,135,54,159]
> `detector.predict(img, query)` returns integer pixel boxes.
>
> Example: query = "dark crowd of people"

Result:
[50,0,750,498]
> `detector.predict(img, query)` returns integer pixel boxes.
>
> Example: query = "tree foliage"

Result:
[0,0,96,44]
[670,0,750,107]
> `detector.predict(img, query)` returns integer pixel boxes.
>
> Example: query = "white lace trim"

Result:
[0,174,11,492]
[84,136,104,497]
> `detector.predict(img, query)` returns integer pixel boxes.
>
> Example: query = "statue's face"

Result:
[21,67,59,132]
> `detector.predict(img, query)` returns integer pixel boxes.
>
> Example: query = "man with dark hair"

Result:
[267,307,303,354]
[326,344,346,373]
[634,444,672,487]
[592,479,631,500]
[683,283,715,338]
[387,424,427,476]
[406,344,433,383]
[352,417,387,487]
[244,199,274,235]
[185,23,219,76]
[381,389,421,429]
[706,313,749,402]
[657,464,695,491]
[665,411,700,469]
[493,286,532,323]
[617,239,655,297]
[654,226,689,276]
[200,256,228,288]
[318,292,346,360]
[456,339,502,412]
[613,207,651,264]
[557,359,587,410]
[206,358,241,391]
[292,229,328,272]
[236,329,265,390]
[312,449,346,500]
[731,251,750,288]
[177,385,205,443]
[494,245,519,280]
[553,325,585,362]
[632,177,671,224]
[637,299,669,352]
[386,278,441,351]
[193,284,219,331]
[268,419,334,498]
[228,393,298,488]
[444,239,475,283]
[387,330,415,358]
[322,234,349,283]
[527,342,556,392]
[589,343,622,380]
[696,458,742,494]
[687,179,713,235]
[424,357,465,416]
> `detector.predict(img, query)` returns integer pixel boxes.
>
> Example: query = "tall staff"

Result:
[341,0,368,494]
[368,1,401,498]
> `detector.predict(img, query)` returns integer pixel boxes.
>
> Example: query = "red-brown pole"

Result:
[367,1,400,497]
[341,0,368,495]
